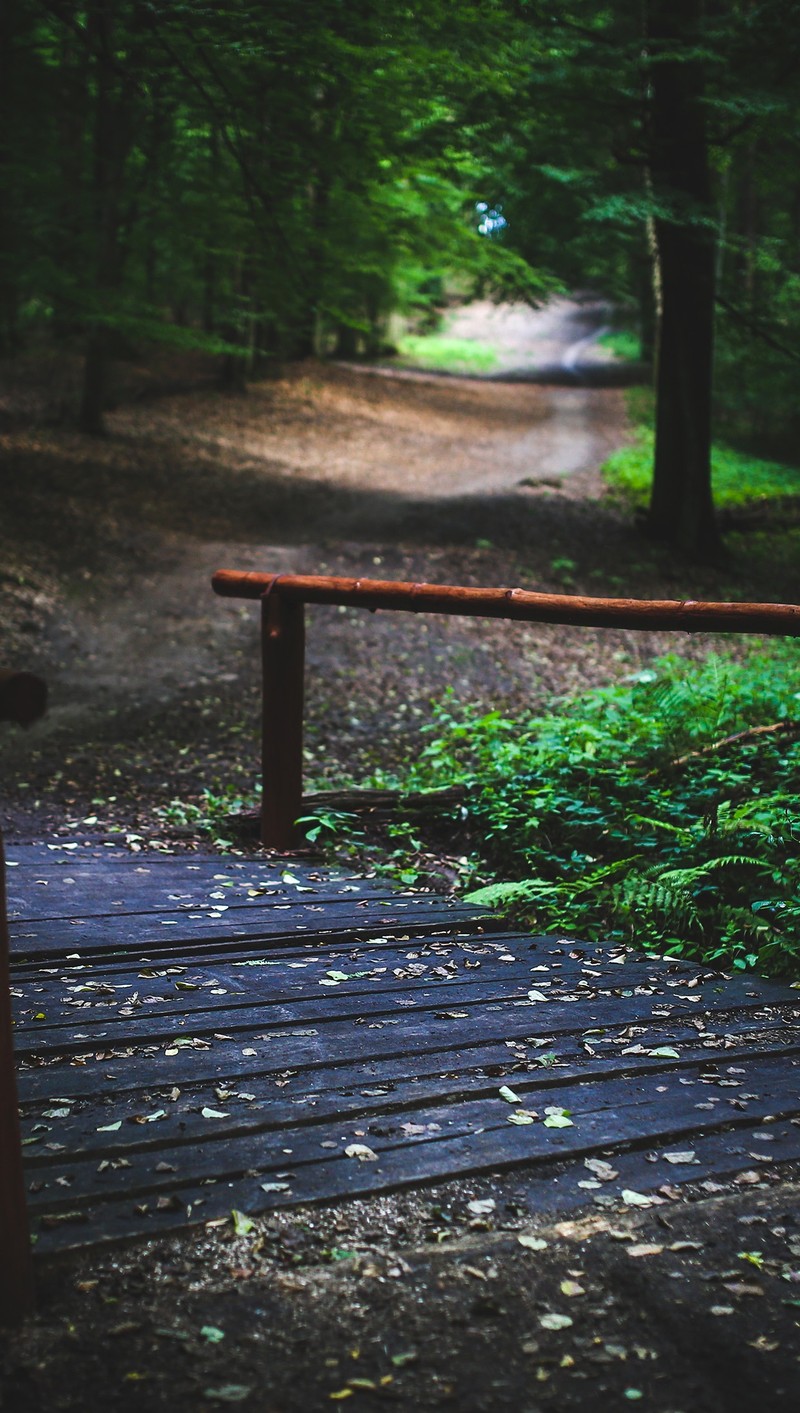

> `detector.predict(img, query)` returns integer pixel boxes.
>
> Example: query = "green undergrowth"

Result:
[604,427,800,510]
[377,646,800,979]
[394,332,501,374]
[597,329,641,362]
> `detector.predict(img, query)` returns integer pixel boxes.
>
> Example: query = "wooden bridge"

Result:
[2,577,800,1325]
[8,843,800,1255]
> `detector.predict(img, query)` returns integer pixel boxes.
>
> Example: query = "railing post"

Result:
[260,591,305,850]
[0,830,35,1323]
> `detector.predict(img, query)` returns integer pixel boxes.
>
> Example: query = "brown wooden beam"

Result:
[0,842,35,1324]
[0,670,47,726]
[260,593,305,850]
[213,570,800,637]
[0,669,46,1321]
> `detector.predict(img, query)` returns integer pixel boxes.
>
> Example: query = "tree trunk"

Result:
[334,322,359,358]
[79,0,126,435]
[645,0,721,558]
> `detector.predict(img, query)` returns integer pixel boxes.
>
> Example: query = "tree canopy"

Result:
[3,0,800,555]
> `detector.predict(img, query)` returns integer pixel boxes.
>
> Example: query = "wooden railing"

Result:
[1,669,47,1324]
[211,569,800,850]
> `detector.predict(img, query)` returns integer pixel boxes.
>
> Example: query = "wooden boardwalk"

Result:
[7,841,800,1257]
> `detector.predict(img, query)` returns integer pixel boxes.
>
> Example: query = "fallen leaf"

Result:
[539,1313,573,1331]
[260,1182,291,1193]
[627,1244,664,1258]
[508,1110,538,1126]
[620,1190,654,1208]
[648,1047,680,1059]
[231,1210,255,1237]
[663,1150,696,1164]
[584,1158,617,1181]
[201,1108,229,1120]
[543,1108,573,1129]
[204,1387,252,1403]
[560,1279,585,1297]
[201,1326,225,1343]
[499,1085,521,1104]
[467,1198,496,1216]
[518,1235,548,1251]
[344,1144,378,1162]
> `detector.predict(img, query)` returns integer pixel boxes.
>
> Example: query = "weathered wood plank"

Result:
[10,849,800,1262]
[8,898,484,960]
[24,1050,800,1207]
[19,1028,800,1176]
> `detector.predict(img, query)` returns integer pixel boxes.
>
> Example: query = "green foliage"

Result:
[393,647,800,977]
[598,330,641,363]
[395,332,501,373]
[604,429,800,510]
[295,809,363,846]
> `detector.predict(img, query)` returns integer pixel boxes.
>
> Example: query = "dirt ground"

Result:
[2,300,799,1409]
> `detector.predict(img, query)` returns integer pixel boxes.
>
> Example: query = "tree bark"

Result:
[79,0,127,435]
[645,0,721,557]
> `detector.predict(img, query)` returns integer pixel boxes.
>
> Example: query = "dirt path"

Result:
[0,294,772,835]
[1,298,642,814]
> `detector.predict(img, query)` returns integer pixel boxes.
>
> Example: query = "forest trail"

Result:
[4,298,634,747]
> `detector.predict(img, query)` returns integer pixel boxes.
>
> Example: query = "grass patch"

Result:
[597,329,641,362]
[394,333,501,374]
[365,646,800,979]
[604,427,800,509]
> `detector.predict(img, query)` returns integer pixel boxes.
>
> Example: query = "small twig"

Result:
[645,720,798,777]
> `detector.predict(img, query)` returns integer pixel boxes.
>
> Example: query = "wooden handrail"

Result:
[212,570,800,850]
[212,570,800,636]
[0,670,46,1323]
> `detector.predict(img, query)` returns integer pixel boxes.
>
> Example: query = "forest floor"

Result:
[1,298,799,1410]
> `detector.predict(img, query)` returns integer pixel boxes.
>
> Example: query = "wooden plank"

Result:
[5,859,399,921]
[9,942,722,1032]
[11,956,796,1056]
[8,897,483,960]
[18,1026,800,1171]
[32,1111,800,1255]
[17,983,798,1103]
[24,1051,800,1206]
[27,1064,800,1253]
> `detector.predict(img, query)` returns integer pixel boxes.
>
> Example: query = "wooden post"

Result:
[0,830,35,1323]
[0,667,46,1322]
[260,593,305,850]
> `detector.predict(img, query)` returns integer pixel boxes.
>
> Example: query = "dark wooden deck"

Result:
[8,841,800,1257]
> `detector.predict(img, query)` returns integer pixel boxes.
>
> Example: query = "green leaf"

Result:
[200,1326,226,1343]
[498,1085,521,1103]
[231,1209,255,1237]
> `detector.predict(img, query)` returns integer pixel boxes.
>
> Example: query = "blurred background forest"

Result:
[2,1,799,500]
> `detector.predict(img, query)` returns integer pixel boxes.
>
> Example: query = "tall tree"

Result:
[644,0,719,555]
